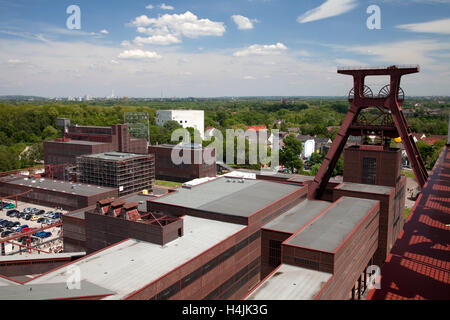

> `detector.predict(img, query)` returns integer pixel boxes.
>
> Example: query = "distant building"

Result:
[44,121,148,179]
[77,152,155,197]
[156,110,205,138]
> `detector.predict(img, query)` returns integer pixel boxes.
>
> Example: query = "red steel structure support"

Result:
[308,65,428,200]
[1,190,33,210]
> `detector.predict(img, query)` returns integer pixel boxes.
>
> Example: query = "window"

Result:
[269,240,282,267]
[362,157,377,184]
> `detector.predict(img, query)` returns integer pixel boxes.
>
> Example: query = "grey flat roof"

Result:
[285,197,379,252]
[263,200,331,234]
[246,264,331,300]
[288,175,343,183]
[28,215,245,300]
[151,177,303,218]
[4,176,116,197]
[335,182,393,195]
[0,276,20,287]
[47,140,108,146]
[66,193,157,219]
[81,152,148,161]
[0,252,85,263]
[0,281,114,300]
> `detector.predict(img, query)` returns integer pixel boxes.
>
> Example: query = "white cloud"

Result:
[121,40,131,47]
[231,15,256,30]
[159,3,174,10]
[100,29,109,35]
[233,43,288,57]
[243,75,256,80]
[7,59,24,64]
[337,39,450,65]
[118,49,162,60]
[134,34,181,45]
[130,11,226,44]
[297,0,358,23]
[146,4,154,9]
[396,18,450,35]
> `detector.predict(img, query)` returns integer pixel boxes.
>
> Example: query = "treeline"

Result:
[0,99,447,172]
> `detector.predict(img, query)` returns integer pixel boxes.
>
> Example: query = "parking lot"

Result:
[0,199,66,255]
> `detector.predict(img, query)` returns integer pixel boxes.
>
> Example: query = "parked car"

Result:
[30,215,40,221]
[33,231,51,238]
[44,211,54,218]
[37,218,50,224]
[52,212,63,219]
[15,225,29,232]
[1,230,13,237]
[23,214,32,220]
[6,210,19,217]
[21,228,32,233]
[23,207,33,213]
[3,203,15,209]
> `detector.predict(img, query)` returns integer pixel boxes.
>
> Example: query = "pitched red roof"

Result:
[367,146,450,300]
[247,125,267,131]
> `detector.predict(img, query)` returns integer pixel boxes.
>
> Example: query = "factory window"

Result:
[178,228,182,237]
[294,257,319,268]
[362,157,377,185]
[268,240,282,267]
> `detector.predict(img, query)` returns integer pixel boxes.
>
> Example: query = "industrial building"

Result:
[156,110,205,138]
[44,119,148,179]
[77,152,155,197]
[62,192,158,253]
[0,175,118,211]
[149,144,216,182]
[0,66,448,300]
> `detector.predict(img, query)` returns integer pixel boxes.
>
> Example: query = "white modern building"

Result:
[156,110,205,138]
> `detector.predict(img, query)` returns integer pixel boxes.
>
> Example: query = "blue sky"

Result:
[1,0,449,97]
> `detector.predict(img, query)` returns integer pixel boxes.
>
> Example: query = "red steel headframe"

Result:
[308,65,428,200]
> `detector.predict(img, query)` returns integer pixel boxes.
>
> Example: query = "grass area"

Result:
[155,180,182,188]
[404,208,412,220]
[402,170,416,179]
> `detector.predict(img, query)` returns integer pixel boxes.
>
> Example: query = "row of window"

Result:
[150,230,261,300]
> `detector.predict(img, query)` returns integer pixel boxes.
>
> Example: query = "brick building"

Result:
[44,122,148,179]
[148,144,216,182]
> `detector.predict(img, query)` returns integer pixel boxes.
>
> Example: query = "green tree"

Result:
[42,125,58,139]
[280,134,303,173]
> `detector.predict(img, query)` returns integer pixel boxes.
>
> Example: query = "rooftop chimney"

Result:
[108,200,126,217]
[96,198,115,215]
[120,202,140,221]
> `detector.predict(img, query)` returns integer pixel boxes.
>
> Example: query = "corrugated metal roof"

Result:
[28,215,245,300]
[246,264,331,300]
